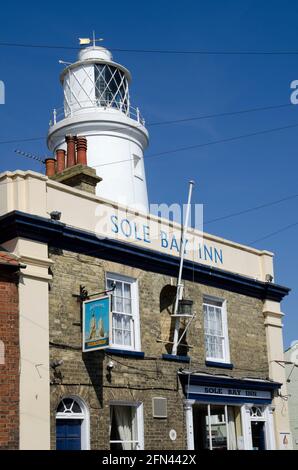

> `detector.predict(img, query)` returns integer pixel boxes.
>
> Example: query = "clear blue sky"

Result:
[0,0,297,348]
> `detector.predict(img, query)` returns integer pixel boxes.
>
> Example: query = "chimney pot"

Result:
[76,136,87,165]
[56,149,66,173]
[65,135,76,167]
[45,158,56,177]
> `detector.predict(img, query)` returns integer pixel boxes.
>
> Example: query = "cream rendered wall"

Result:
[3,237,52,449]
[263,300,293,449]
[0,170,47,217]
[285,344,298,449]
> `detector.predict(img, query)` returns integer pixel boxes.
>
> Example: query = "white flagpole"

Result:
[171,180,195,356]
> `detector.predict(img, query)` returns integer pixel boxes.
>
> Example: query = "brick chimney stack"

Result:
[46,135,102,194]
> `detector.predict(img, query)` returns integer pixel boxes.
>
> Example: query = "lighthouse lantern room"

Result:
[47,41,149,212]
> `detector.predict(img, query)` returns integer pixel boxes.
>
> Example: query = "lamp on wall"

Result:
[50,211,62,221]
[176,299,193,317]
[50,359,64,369]
[107,360,114,371]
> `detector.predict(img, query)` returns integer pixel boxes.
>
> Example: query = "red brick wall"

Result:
[0,279,19,449]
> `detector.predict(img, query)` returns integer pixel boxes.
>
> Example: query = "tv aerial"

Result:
[14,149,47,164]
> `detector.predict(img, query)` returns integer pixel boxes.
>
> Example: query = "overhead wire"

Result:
[92,121,298,168]
[2,41,298,55]
[250,220,298,245]
[0,101,293,147]
[205,193,298,225]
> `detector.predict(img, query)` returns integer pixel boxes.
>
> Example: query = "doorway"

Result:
[251,421,266,450]
[56,419,82,450]
[56,396,90,450]
[248,406,267,450]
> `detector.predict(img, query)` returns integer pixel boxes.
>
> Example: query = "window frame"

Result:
[109,401,144,450]
[106,272,141,352]
[203,296,230,364]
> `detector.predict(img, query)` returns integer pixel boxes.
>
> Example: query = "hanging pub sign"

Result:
[82,295,111,352]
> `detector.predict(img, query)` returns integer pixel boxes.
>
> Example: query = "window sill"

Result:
[162,354,190,363]
[105,348,145,359]
[205,360,234,369]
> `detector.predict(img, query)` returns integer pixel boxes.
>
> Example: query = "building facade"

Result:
[0,42,293,450]
[0,167,293,450]
[285,341,298,450]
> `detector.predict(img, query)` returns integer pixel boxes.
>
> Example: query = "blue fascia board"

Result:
[187,394,272,405]
[105,348,145,358]
[205,361,234,369]
[162,354,191,363]
[180,373,281,391]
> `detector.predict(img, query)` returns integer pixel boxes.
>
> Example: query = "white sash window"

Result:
[106,273,140,351]
[203,297,230,363]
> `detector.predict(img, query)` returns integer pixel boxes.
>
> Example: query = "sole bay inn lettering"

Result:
[188,385,271,401]
[110,214,223,265]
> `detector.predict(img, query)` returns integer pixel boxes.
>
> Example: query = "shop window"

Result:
[56,397,90,450]
[193,404,240,450]
[203,297,230,363]
[110,403,144,450]
[106,273,140,351]
[192,403,274,450]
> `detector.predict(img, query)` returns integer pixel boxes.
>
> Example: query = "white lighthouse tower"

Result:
[47,40,149,212]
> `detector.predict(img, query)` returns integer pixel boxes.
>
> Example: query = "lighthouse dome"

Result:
[78,46,113,62]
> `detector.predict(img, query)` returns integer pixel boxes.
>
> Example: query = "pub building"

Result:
[0,40,292,450]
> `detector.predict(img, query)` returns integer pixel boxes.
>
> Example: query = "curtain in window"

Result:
[112,313,132,345]
[204,303,224,359]
[113,406,134,450]
[227,407,237,450]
